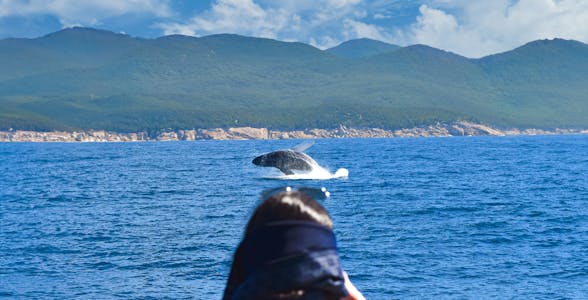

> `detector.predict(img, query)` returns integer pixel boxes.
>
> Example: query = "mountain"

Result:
[477,38,588,127]
[0,28,587,132]
[480,38,588,84]
[0,28,142,81]
[326,38,400,58]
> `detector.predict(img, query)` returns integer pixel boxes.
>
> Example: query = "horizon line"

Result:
[2,26,585,60]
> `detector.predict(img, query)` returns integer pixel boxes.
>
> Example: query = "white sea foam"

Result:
[264,165,349,180]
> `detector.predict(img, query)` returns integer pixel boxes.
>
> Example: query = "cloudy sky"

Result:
[1,0,587,57]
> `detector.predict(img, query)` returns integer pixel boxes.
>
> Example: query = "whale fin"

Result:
[278,167,295,175]
[290,141,314,153]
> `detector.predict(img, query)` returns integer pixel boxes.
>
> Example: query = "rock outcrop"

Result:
[0,130,149,142]
[0,122,585,142]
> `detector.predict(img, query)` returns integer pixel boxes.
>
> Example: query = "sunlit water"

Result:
[1,136,587,299]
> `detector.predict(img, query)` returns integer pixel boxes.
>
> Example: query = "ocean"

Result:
[1,135,587,299]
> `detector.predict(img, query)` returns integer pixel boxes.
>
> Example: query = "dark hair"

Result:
[246,191,333,234]
[223,191,334,300]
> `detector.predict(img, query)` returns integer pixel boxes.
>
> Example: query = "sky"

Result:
[1,0,588,58]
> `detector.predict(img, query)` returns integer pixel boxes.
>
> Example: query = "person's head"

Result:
[223,188,347,300]
[245,190,333,234]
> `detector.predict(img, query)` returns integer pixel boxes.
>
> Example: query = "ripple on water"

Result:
[1,136,588,299]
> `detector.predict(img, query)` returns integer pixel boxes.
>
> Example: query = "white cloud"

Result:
[161,0,588,57]
[0,0,171,27]
[159,0,292,39]
[400,0,588,57]
[5,0,587,57]
[343,19,389,41]
[158,0,370,49]
[309,35,340,49]
[373,13,391,20]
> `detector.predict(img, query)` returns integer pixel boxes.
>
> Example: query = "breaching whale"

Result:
[252,142,319,175]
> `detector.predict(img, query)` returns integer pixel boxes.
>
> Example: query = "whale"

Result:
[252,142,318,175]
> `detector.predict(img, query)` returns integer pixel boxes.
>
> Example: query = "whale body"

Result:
[252,142,318,175]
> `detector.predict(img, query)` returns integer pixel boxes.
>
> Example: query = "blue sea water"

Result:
[1,135,587,299]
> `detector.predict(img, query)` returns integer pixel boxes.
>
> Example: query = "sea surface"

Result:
[1,136,587,299]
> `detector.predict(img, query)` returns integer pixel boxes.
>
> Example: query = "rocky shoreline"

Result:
[1,122,586,142]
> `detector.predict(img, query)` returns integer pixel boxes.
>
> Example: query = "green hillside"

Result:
[326,38,400,58]
[0,27,587,132]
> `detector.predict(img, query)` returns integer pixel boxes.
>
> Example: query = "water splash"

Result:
[264,165,349,180]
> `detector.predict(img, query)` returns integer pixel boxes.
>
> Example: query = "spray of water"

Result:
[264,163,349,180]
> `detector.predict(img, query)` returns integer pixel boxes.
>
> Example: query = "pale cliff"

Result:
[1,122,585,142]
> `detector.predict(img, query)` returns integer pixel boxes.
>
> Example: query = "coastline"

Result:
[1,121,586,142]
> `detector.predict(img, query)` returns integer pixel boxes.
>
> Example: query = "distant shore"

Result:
[1,122,587,142]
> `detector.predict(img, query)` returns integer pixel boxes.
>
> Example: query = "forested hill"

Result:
[1,27,587,132]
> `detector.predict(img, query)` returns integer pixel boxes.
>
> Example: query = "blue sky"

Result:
[1,0,587,58]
